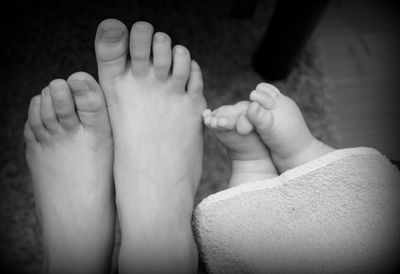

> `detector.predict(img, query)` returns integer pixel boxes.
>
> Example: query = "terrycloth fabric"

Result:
[193,147,400,274]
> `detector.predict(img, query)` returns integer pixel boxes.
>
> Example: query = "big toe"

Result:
[246,102,274,137]
[95,19,129,86]
[236,113,253,135]
[67,72,111,132]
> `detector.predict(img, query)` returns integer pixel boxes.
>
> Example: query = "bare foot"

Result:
[24,72,115,274]
[203,101,277,187]
[95,19,206,273]
[247,83,334,173]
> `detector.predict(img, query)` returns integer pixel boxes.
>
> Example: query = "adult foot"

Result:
[24,72,115,274]
[247,83,334,173]
[95,19,206,273]
[203,101,277,187]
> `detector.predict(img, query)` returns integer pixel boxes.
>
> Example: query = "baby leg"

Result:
[247,83,334,173]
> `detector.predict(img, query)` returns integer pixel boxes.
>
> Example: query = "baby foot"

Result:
[247,83,334,173]
[95,20,205,273]
[203,101,278,187]
[24,72,115,274]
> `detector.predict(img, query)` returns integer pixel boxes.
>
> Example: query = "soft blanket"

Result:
[194,147,400,273]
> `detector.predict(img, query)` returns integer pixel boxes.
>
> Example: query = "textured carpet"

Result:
[0,0,336,273]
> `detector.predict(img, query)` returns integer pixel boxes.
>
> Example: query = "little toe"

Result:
[67,72,111,132]
[187,60,204,96]
[249,89,276,110]
[152,32,172,81]
[171,45,191,89]
[203,109,212,118]
[130,21,154,76]
[236,113,254,135]
[40,87,59,132]
[210,116,219,129]
[204,115,213,128]
[49,79,79,130]
[28,95,48,141]
[246,102,274,135]
[95,19,129,86]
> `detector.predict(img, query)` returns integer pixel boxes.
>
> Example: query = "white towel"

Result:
[193,147,400,273]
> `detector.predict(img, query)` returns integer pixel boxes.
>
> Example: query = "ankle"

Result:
[273,137,334,173]
[119,214,197,274]
[43,242,112,274]
[227,145,270,161]
[229,159,278,187]
[232,158,276,173]
[118,191,194,238]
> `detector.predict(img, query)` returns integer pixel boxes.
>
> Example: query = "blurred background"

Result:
[0,0,399,273]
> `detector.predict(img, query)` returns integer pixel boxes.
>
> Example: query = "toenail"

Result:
[70,79,90,92]
[267,87,279,97]
[154,32,167,42]
[175,45,187,54]
[203,109,211,117]
[133,21,152,31]
[102,27,125,41]
[49,84,67,97]
[31,95,41,105]
[258,83,279,97]
[49,80,67,91]
[41,88,50,97]
[250,90,258,98]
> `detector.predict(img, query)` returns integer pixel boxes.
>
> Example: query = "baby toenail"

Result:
[203,109,212,117]
[267,87,279,97]
[102,27,125,41]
